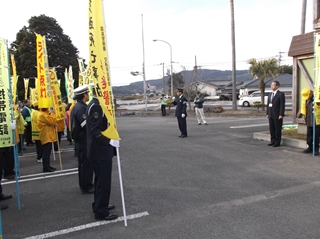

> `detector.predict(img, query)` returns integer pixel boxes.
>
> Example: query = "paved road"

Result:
[2,114,319,238]
[119,100,293,111]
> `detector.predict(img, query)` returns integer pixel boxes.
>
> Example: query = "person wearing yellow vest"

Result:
[54,119,65,153]
[31,101,43,163]
[301,88,320,155]
[37,108,57,172]
[22,99,33,146]
[14,105,26,155]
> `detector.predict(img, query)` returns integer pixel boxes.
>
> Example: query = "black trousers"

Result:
[35,140,43,160]
[177,116,187,136]
[306,126,320,151]
[269,117,283,145]
[92,152,113,217]
[161,105,166,116]
[3,147,14,176]
[75,141,93,191]
[54,132,63,151]
[42,142,53,171]
[25,122,32,144]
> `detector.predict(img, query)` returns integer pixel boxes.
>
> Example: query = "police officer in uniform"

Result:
[172,88,188,138]
[71,85,94,193]
[86,86,117,221]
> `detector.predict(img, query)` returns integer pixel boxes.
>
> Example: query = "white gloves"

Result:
[11,120,16,130]
[172,97,175,100]
[110,139,120,148]
[181,114,185,118]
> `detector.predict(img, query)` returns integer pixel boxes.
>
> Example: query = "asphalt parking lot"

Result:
[1,114,320,239]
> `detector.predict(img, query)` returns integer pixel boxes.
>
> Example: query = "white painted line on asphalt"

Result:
[2,170,78,185]
[23,211,150,239]
[230,121,292,129]
[230,123,269,128]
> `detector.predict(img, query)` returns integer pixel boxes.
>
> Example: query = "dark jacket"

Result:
[173,95,187,117]
[86,97,113,160]
[71,100,87,141]
[194,96,204,108]
[266,90,285,119]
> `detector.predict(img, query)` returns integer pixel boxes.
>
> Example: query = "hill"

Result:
[112,69,252,96]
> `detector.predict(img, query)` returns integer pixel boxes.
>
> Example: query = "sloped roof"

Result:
[241,74,292,88]
[288,31,315,57]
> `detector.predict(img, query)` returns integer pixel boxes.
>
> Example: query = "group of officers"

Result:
[6,84,118,220]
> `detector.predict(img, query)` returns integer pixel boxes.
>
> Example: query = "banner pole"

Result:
[116,148,127,226]
[55,126,63,170]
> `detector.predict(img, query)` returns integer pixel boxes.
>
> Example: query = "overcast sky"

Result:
[1,0,314,86]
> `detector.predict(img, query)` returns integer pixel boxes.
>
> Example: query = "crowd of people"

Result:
[0,85,118,220]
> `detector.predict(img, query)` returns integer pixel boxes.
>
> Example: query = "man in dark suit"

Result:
[266,80,285,147]
[172,88,188,138]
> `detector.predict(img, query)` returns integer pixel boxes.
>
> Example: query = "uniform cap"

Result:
[177,88,183,93]
[73,84,89,96]
[196,91,200,94]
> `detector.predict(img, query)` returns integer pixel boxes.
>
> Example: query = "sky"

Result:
[1,0,314,86]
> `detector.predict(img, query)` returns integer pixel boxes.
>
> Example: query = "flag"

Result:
[88,0,119,140]
[49,68,66,120]
[24,78,29,100]
[78,58,86,87]
[0,39,13,147]
[36,34,52,108]
[10,55,17,104]
[315,34,320,102]
[66,66,74,103]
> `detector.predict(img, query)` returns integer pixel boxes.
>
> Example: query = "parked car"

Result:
[239,90,271,107]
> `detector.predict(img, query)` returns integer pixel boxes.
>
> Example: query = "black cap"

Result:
[177,88,183,93]
[196,91,200,94]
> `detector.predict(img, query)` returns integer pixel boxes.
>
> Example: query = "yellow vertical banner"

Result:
[36,34,52,108]
[66,66,74,103]
[88,0,119,140]
[10,54,17,104]
[0,39,13,147]
[49,68,66,120]
[78,58,85,87]
[315,34,320,102]
[24,78,29,100]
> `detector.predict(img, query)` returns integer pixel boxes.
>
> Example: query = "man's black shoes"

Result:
[0,193,12,201]
[82,188,94,194]
[1,204,8,210]
[107,204,115,210]
[267,143,274,146]
[95,213,118,221]
[180,135,187,138]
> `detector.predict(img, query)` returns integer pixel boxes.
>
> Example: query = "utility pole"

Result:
[278,51,285,67]
[230,0,237,110]
[301,0,307,34]
[194,55,198,92]
[160,63,165,94]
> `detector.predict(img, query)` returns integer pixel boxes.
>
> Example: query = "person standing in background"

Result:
[266,81,285,147]
[71,85,94,194]
[172,88,188,138]
[22,99,33,146]
[194,91,207,125]
[31,101,43,163]
[160,94,167,116]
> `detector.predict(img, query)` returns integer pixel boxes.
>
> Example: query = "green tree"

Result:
[10,14,80,100]
[278,64,293,74]
[167,72,185,95]
[247,58,279,108]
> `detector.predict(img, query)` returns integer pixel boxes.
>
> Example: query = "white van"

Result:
[239,90,271,107]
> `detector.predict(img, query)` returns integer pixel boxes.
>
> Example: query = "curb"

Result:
[253,132,307,149]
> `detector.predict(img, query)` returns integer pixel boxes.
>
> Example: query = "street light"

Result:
[153,39,173,96]
[130,71,147,111]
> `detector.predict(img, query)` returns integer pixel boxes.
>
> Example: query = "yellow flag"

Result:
[0,39,13,147]
[66,66,74,103]
[10,55,17,104]
[36,34,52,108]
[315,35,320,102]
[24,78,29,100]
[88,0,119,140]
[49,68,66,120]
